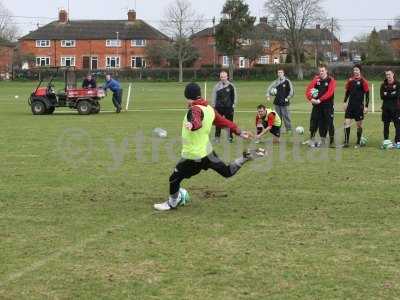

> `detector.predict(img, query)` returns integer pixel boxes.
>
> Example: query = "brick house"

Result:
[0,38,16,76]
[191,18,287,69]
[191,18,342,68]
[18,9,169,70]
[303,25,342,62]
[379,25,400,59]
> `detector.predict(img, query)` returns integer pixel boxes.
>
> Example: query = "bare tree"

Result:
[0,1,18,41]
[264,0,325,79]
[162,0,203,82]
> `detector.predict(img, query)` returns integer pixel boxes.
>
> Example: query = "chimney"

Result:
[259,17,268,24]
[316,24,321,30]
[59,9,68,23]
[128,10,136,22]
[388,25,393,30]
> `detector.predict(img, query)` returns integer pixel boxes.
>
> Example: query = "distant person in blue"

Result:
[104,74,123,113]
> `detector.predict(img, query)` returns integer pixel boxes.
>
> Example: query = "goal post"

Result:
[125,83,132,111]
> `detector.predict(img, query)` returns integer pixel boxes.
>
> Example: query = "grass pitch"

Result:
[0,80,400,299]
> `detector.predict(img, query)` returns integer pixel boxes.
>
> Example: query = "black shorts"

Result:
[345,104,364,121]
[270,125,281,137]
[382,107,400,123]
[257,124,281,137]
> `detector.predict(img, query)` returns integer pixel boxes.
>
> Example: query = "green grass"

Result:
[1,80,400,299]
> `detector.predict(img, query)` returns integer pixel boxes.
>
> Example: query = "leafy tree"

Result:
[215,0,256,79]
[366,28,393,62]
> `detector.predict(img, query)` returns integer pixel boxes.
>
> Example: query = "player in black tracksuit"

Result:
[380,69,400,144]
[343,65,370,148]
[212,70,237,143]
[305,65,337,147]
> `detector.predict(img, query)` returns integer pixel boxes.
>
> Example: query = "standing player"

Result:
[154,83,255,211]
[266,69,294,133]
[343,65,370,148]
[212,70,237,143]
[305,65,337,147]
[255,104,281,143]
[380,69,400,145]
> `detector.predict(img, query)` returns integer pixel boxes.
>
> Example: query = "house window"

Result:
[131,56,146,68]
[131,39,146,47]
[106,56,120,68]
[263,40,270,48]
[106,39,121,47]
[35,40,50,48]
[35,56,50,67]
[258,55,269,64]
[240,39,251,46]
[239,57,246,68]
[61,40,76,47]
[61,56,75,67]
[273,57,280,64]
[222,56,230,66]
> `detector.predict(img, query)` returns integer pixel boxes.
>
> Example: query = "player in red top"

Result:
[305,65,337,147]
[255,104,281,143]
[343,65,370,148]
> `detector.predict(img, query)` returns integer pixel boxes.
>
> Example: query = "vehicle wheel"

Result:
[31,101,46,115]
[46,107,55,114]
[91,103,100,114]
[77,100,92,115]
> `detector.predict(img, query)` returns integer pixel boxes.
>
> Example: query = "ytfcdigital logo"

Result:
[56,127,343,173]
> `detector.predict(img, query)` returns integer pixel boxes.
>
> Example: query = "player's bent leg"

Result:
[206,151,251,178]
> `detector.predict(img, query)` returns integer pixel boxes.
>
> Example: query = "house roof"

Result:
[191,22,339,43]
[0,38,16,47]
[303,28,338,42]
[19,20,169,41]
[379,29,400,41]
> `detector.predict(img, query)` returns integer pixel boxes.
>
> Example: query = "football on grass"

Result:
[295,126,304,135]
[178,188,190,206]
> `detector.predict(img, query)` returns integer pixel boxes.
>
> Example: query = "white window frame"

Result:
[239,57,246,68]
[131,56,146,69]
[131,39,146,47]
[240,39,251,46]
[60,56,76,67]
[106,56,120,68]
[273,57,280,64]
[35,56,51,67]
[258,55,269,65]
[106,39,121,47]
[61,40,76,48]
[222,55,230,67]
[35,40,50,48]
[91,56,98,69]
[263,40,270,48]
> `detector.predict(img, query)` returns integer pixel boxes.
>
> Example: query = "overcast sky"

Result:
[4,0,400,42]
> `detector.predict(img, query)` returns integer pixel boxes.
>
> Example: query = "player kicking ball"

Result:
[343,65,369,148]
[154,83,262,211]
[254,104,281,144]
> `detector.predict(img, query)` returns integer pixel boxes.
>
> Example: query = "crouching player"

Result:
[255,104,281,143]
[154,83,255,211]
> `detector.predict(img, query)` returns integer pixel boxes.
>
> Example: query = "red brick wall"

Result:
[0,45,14,72]
[390,39,400,57]
[192,36,286,68]
[19,39,163,69]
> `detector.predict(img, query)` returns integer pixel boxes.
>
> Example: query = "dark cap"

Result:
[184,83,201,100]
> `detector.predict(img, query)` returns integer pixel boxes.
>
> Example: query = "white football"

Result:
[270,88,277,96]
[14,95,19,99]
[295,126,304,135]
[153,128,168,138]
